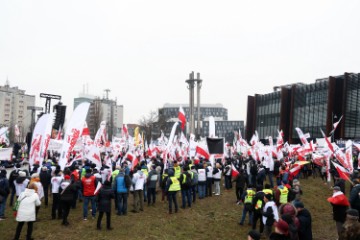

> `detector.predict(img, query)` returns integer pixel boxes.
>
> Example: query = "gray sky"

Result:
[1,1,360,124]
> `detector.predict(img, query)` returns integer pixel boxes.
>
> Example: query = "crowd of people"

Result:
[0,152,360,240]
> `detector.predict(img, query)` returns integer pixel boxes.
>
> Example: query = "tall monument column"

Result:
[196,73,202,139]
[185,72,196,135]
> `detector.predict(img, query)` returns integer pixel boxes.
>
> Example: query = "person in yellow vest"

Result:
[252,185,265,235]
[275,181,289,206]
[166,168,180,214]
[240,184,255,225]
[263,183,273,196]
[173,161,181,179]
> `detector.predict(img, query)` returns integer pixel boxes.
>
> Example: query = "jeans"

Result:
[190,185,197,202]
[0,195,7,217]
[117,192,128,215]
[143,185,147,201]
[214,180,220,195]
[181,189,192,208]
[83,196,96,218]
[198,183,206,199]
[14,221,34,240]
[168,191,178,213]
[240,206,253,224]
[147,188,156,205]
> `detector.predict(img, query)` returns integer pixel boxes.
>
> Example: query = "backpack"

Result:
[191,171,198,186]
[183,172,192,188]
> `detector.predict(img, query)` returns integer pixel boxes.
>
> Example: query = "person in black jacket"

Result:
[294,202,312,240]
[97,180,115,230]
[0,169,10,220]
[39,166,51,206]
[59,175,79,226]
[252,185,265,234]
[233,169,247,204]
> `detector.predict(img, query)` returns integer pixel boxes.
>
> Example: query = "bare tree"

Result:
[139,110,168,143]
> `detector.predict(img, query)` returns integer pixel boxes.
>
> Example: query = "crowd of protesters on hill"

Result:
[0,148,360,240]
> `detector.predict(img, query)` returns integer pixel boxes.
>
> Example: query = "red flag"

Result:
[178,106,186,130]
[289,164,302,177]
[131,156,139,171]
[320,129,334,153]
[122,124,128,138]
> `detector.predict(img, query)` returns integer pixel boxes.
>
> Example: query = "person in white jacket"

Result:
[13,183,41,240]
[131,166,147,213]
[262,193,279,238]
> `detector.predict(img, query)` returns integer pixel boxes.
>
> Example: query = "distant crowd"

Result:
[0,152,360,240]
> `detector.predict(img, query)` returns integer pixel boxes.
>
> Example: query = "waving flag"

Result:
[231,163,239,178]
[178,106,186,131]
[332,161,351,181]
[330,115,343,135]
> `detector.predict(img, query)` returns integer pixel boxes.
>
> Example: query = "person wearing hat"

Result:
[340,209,360,239]
[132,165,147,213]
[262,193,279,238]
[30,173,44,218]
[59,174,79,226]
[14,171,30,199]
[8,164,22,206]
[294,201,312,240]
[269,218,290,240]
[248,229,261,240]
[166,168,180,214]
[327,185,350,239]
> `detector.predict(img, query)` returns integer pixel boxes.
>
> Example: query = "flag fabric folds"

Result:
[206,137,224,154]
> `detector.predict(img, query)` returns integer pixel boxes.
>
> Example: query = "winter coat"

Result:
[97,185,115,212]
[147,170,160,189]
[328,191,350,223]
[340,219,360,240]
[14,177,30,197]
[114,172,131,193]
[263,201,279,226]
[16,188,41,222]
[39,170,51,188]
[0,175,10,197]
[349,184,360,211]
[132,170,146,191]
[60,181,79,202]
[297,208,313,240]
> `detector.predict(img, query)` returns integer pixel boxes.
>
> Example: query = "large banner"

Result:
[29,113,54,167]
[59,102,90,170]
[0,147,12,161]
[206,137,224,154]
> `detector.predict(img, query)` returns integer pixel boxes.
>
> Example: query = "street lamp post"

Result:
[332,112,337,142]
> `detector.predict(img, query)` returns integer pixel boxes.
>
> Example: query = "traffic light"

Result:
[53,102,66,130]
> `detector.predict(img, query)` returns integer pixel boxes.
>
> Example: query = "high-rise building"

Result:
[246,72,360,143]
[74,93,124,139]
[0,81,35,140]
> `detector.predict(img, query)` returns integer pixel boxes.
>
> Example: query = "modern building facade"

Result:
[246,72,360,143]
[74,93,124,139]
[0,81,35,141]
[158,103,244,141]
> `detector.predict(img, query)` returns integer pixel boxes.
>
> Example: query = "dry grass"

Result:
[0,176,340,240]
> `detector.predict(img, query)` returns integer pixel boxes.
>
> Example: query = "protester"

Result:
[349,180,360,215]
[252,185,265,234]
[81,168,97,220]
[327,186,350,238]
[30,173,44,218]
[213,163,222,196]
[234,169,248,204]
[0,169,10,220]
[205,162,213,197]
[114,167,131,215]
[248,229,261,240]
[179,165,192,209]
[147,164,159,206]
[340,209,360,240]
[39,166,51,207]
[263,193,279,238]
[13,183,41,240]
[197,164,206,199]
[294,201,312,240]
[132,165,146,213]
[269,218,290,240]
[97,180,115,230]
[240,184,255,226]
[59,174,79,226]
[51,169,63,219]
[190,165,198,203]
[9,164,21,206]
[14,171,30,199]
[166,168,180,214]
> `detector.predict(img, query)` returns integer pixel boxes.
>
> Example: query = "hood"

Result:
[16,176,27,184]
[23,188,36,197]
[85,173,93,178]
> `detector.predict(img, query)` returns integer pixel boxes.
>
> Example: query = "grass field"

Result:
[0,176,340,240]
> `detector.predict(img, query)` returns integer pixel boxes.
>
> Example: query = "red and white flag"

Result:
[289,164,302,177]
[332,161,351,181]
[122,124,128,138]
[94,182,102,195]
[231,163,239,178]
[196,144,210,159]
[178,106,186,131]
[330,115,343,135]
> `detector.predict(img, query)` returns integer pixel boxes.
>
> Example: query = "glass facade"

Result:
[292,81,328,139]
[255,92,281,140]
[202,121,244,142]
[344,73,360,138]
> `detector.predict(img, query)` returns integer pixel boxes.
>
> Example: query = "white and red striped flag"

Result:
[178,106,186,131]
[231,163,239,178]
[332,161,351,181]
[330,115,343,135]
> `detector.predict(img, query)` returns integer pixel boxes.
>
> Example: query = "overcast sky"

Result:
[1,1,359,124]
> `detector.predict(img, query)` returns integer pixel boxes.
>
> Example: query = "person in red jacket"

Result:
[81,168,98,220]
